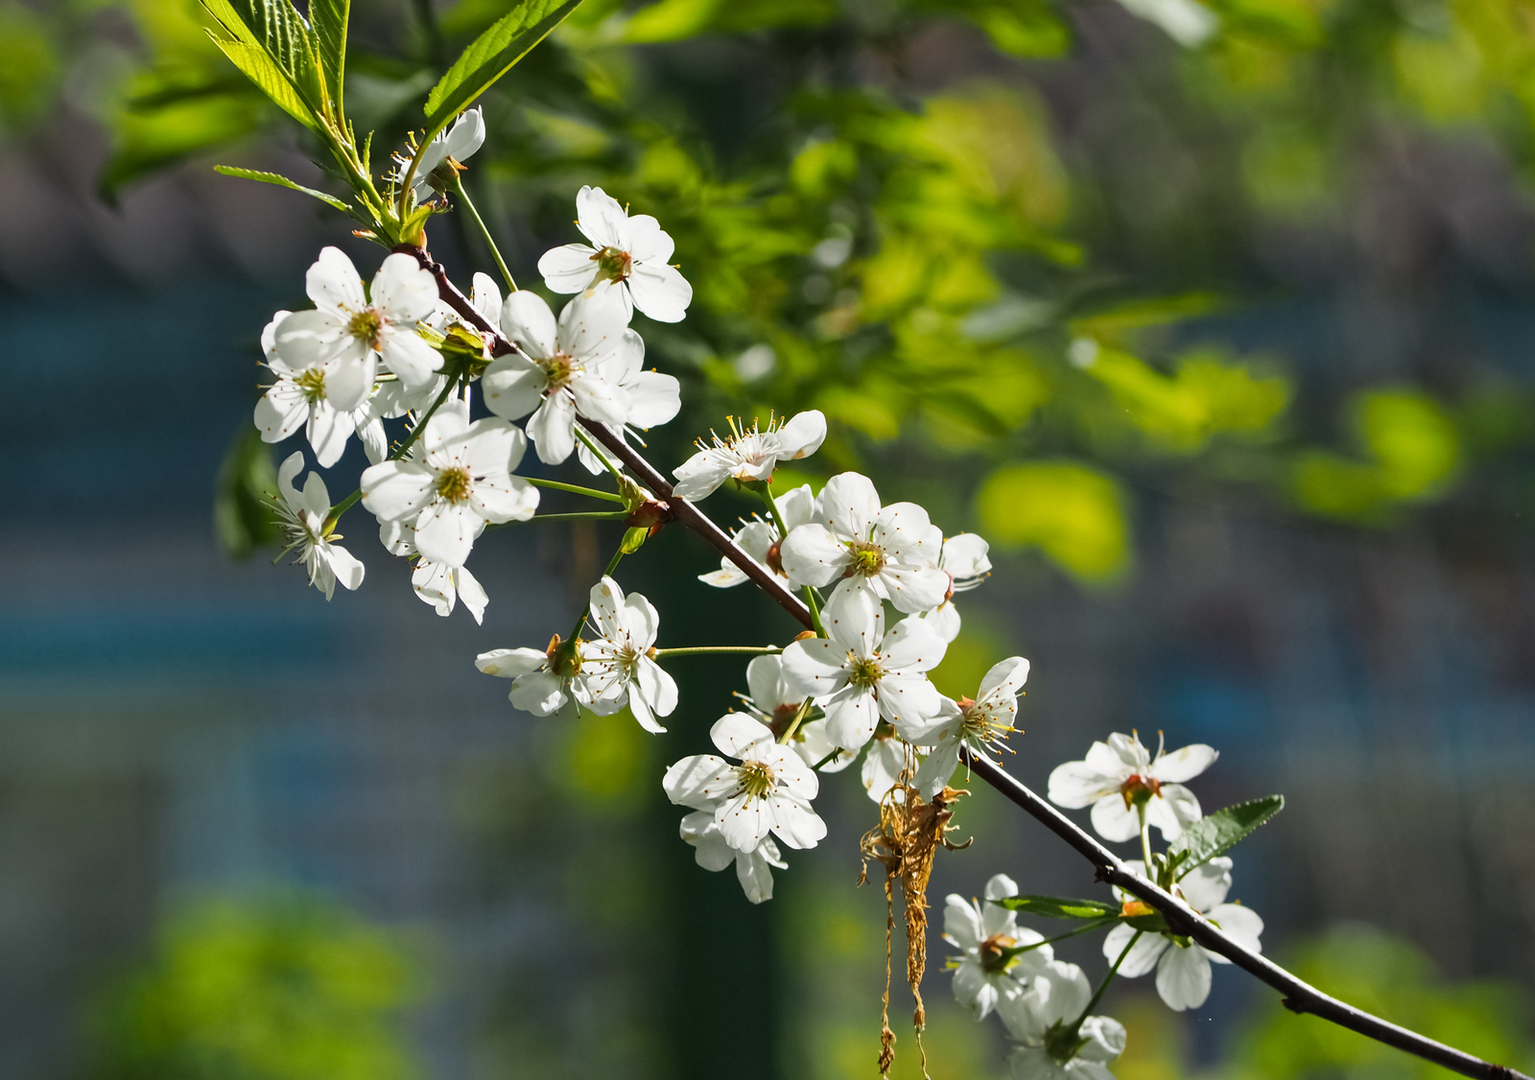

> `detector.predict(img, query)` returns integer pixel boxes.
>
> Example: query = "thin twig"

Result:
[403,241,1530,1080]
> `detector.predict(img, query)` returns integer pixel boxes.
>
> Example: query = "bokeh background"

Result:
[3,0,1535,1076]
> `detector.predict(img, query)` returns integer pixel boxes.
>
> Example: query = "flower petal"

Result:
[537,243,599,294]
[360,461,435,522]
[1155,943,1213,1011]
[626,261,692,323]
[662,754,735,810]
[306,246,365,314]
[372,252,439,323]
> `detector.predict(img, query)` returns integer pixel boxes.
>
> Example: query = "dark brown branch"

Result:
[404,243,1528,1080]
[962,752,1530,1080]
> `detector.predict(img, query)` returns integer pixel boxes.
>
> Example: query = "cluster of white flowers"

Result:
[255,183,687,624]
[947,732,1264,1077]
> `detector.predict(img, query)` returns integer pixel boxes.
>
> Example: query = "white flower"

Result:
[943,873,1053,1020]
[379,519,488,624]
[699,485,818,589]
[907,656,1029,798]
[679,809,786,904]
[861,725,910,803]
[999,960,1126,1080]
[779,588,948,749]
[476,635,592,719]
[739,654,857,773]
[360,398,539,567]
[922,531,993,642]
[254,310,389,467]
[671,411,827,502]
[779,472,949,615]
[272,452,365,600]
[537,185,693,323]
[273,247,443,391]
[663,713,827,852]
[579,576,678,733]
[573,326,682,475]
[399,106,486,203]
[1047,732,1217,843]
[1101,857,1263,1012]
[481,288,633,465]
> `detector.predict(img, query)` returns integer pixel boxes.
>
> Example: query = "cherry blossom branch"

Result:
[403,242,1530,1080]
[962,752,1532,1080]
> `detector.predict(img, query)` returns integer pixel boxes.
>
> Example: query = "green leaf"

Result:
[203,0,331,121]
[309,0,349,111]
[993,895,1120,920]
[1169,796,1285,877]
[214,426,280,559]
[214,165,352,211]
[206,34,318,129]
[423,0,585,131]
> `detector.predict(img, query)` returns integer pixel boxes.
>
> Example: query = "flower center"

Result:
[436,465,472,504]
[347,307,384,350]
[1119,773,1162,809]
[848,655,884,688]
[542,352,575,391]
[295,366,327,403]
[979,932,1018,973]
[737,759,775,800]
[846,540,886,578]
[591,245,634,282]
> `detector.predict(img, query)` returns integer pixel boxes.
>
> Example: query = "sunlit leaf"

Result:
[206,35,318,129]
[214,165,352,211]
[423,0,587,132]
[994,895,1120,919]
[310,0,349,110]
[1168,795,1284,877]
[976,461,1130,583]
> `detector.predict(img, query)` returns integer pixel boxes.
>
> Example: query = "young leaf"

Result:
[214,165,351,211]
[1170,795,1285,877]
[422,0,585,131]
[992,895,1119,920]
[214,426,280,560]
[206,36,318,130]
[204,0,332,121]
[309,0,349,113]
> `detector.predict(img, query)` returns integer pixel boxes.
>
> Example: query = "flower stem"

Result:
[760,483,827,637]
[811,746,845,769]
[996,918,1119,958]
[530,511,628,522]
[450,174,516,293]
[1138,803,1154,870]
[1079,930,1141,1026]
[322,372,459,533]
[575,425,626,484]
[527,477,624,503]
[776,698,814,746]
[653,645,782,658]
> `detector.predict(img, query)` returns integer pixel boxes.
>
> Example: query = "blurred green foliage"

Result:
[13,0,1535,580]
[89,893,423,1080]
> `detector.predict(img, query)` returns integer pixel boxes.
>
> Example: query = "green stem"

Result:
[450,174,516,293]
[761,483,826,637]
[1079,930,1141,1025]
[811,746,845,769]
[529,511,628,522]
[323,371,459,532]
[653,645,782,658]
[1138,803,1154,871]
[575,426,626,484]
[776,698,814,746]
[528,477,624,503]
[995,918,1119,960]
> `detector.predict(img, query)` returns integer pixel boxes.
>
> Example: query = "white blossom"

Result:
[538,185,693,322]
[679,809,786,904]
[254,310,388,467]
[908,656,1029,798]
[922,531,993,642]
[663,713,827,853]
[779,588,948,749]
[698,485,817,588]
[779,472,949,615]
[861,725,910,803]
[273,247,443,391]
[999,960,1126,1080]
[272,452,364,600]
[380,519,488,623]
[398,106,486,203]
[671,411,826,502]
[943,873,1053,1019]
[1047,732,1216,843]
[476,636,594,719]
[360,398,538,567]
[1101,858,1263,1012]
[574,327,682,475]
[481,288,633,465]
[739,654,857,773]
[580,576,678,733]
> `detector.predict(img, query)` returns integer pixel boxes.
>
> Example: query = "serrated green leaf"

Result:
[422,0,585,131]
[214,165,351,211]
[207,34,317,129]
[1170,796,1285,877]
[994,895,1120,920]
[204,0,332,122]
[310,0,348,110]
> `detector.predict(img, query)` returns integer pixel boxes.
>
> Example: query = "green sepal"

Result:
[1169,795,1285,878]
[992,895,1119,920]
[213,165,351,211]
[620,526,650,554]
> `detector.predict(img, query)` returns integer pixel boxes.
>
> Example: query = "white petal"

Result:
[575,185,628,248]
[1151,743,1218,784]
[778,638,848,699]
[1090,794,1142,843]
[670,453,734,501]
[734,847,776,903]
[414,498,481,566]
[306,401,356,468]
[1179,857,1232,912]
[500,290,559,358]
[623,213,673,262]
[625,261,692,322]
[778,524,846,588]
[818,472,881,539]
[380,328,442,388]
[254,385,307,444]
[537,243,599,294]
[711,712,775,760]
[359,461,435,522]
[1207,902,1263,954]
[1155,942,1213,1011]
[1047,760,1120,809]
[625,368,681,428]
[823,685,879,749]
[1103,924,1169,978]
[880,565,951,614]
[306,246,365,314]
[879,616,948,673]
[481,355,548,420]
[662,754,735,810]
[527,392,577,464]
[774,410,826,460]
[475,646,545,679]
[372,252,439,323]
[588,575,625,639]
